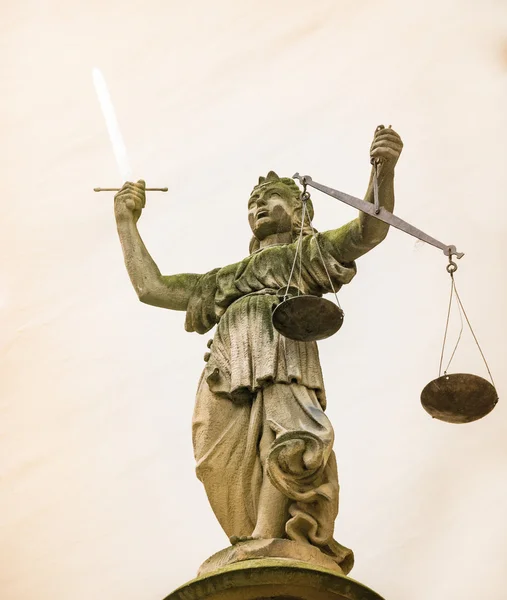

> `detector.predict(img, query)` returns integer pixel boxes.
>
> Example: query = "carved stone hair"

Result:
[249,171,315,254]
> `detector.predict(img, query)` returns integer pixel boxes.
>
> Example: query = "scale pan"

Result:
[272,295,344,342]
[421,373,498,424]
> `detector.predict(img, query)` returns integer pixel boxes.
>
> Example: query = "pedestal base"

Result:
[198,539,346,576]
[164,558,385,600]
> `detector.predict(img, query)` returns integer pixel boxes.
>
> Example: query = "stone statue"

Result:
[114,126,403,577]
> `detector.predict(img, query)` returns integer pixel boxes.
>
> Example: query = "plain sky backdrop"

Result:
[2,1,507,599]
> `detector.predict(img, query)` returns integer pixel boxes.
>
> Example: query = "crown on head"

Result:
[257,170,281,186]
[251,170,299,195]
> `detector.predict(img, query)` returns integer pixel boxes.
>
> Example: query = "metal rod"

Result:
[293,173,464,259]
[94,187,168,192]
[372,162,380,215]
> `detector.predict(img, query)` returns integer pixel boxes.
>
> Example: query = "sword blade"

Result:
[92,67,132,182]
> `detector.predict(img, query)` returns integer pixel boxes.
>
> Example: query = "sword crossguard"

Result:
[94,187,168,192]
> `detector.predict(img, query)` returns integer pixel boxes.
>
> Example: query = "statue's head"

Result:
[248,171,314,253]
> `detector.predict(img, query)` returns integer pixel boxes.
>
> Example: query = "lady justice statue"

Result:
[114,126,403,577]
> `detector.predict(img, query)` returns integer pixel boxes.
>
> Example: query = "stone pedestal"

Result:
[164,558,386,600]
[198,539,349,576]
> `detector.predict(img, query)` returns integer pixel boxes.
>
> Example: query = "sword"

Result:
[92,67,167,193]
[293,173,464,259]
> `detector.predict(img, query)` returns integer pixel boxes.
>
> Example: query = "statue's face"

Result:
[248,184,295,240]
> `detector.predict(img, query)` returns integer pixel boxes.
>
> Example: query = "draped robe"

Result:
[187,232,356,574]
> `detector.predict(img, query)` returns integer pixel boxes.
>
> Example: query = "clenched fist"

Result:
[370,125,403,172]
[114,180,146,223]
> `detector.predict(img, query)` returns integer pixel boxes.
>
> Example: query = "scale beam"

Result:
[293,173,464,259]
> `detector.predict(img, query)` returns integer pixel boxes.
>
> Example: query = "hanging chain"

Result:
[438,269,464,376]
[300,179,342,309]
[284,188,307,299]
[438,257,495,385]
[285,177,342,309]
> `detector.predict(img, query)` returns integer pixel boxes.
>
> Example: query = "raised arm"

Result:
[114,180,199,310]
[324,126,403,263]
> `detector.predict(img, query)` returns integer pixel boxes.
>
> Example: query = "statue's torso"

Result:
[205,291,326,404]
[188,235,356,405]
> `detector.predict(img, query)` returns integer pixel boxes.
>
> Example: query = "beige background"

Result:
[2,1,507,599]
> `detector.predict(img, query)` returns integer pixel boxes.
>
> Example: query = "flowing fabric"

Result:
[188,233,356,573]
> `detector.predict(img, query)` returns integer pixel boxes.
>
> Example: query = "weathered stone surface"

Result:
[114,131,403,573]
[164,559,386,600]
[198,538,345,576]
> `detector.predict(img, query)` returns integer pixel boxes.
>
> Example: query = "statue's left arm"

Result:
[324,127,403,263]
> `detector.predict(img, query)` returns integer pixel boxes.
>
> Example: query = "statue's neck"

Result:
[258,232,293,249]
